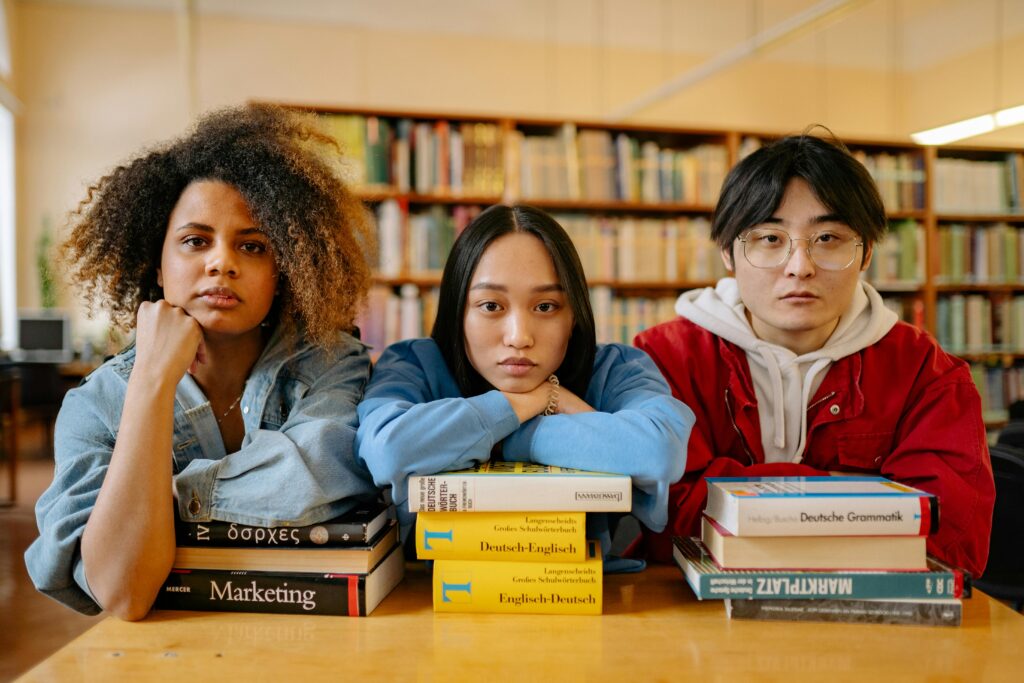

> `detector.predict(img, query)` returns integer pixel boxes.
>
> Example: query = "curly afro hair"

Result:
[61,103,376,349]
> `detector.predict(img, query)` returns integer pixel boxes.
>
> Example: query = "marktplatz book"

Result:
[674,536,967,600]
[705,476,937,537]
[408,461,631,513]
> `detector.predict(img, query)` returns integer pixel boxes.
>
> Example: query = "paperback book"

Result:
[705,476,937,537]
[432,539,603,615]
[156,543,405,617]
[701,516,927,571]
[725,595,962,627]
[408,461,631,513]
[175,500,391,548]
[172,522,399,574]
[415,511,586,562]
[674,536,968,600]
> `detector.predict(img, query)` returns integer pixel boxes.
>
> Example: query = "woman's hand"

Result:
[502,380,595,422]
[133,300,204,387]
[552,386,594,415]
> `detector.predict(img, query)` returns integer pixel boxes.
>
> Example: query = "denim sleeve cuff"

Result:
[174,458,221,523]
[72,554,98,605]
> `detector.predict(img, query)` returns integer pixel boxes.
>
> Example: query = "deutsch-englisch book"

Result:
[415,511,587,562]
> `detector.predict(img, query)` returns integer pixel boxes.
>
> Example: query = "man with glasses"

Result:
[634,133,994,578]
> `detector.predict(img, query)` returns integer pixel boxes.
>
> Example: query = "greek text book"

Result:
[156,543,404,617]
[172,522,399,574]
[702,516,927,571]
[705,476,937,537]
[175,501,391,548]
[432,539,602,615]
[674,536,967,600]
[415,511,586,562]
[725,595,962,627]
[408,461,631,513]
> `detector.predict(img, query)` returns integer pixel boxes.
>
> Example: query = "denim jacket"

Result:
[25,327,378,614]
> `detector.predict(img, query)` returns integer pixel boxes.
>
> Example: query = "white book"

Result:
[705,476,936,537]
[408,462,631,513]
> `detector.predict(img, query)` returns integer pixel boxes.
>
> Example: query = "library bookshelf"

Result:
[275,103,1024,427]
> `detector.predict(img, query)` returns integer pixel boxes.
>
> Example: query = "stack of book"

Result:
[673,476,968,627]
[155,500,405,616]
[407,461,633,615]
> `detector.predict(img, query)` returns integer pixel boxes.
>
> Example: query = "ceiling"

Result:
[20,0,1024,74]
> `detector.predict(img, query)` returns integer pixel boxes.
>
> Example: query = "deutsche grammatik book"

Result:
[702,516,927,571]
[674,536,968,600]
[705,476,937,537]
[415,511,586,562]
[155,543,405,617]
[172,522,399,574]
[725,595,962,627]
[408,461,631,513]
[175,500,391,548]
[432,539,602,615]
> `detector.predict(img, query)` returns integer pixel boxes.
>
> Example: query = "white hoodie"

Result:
[675,278,898,463]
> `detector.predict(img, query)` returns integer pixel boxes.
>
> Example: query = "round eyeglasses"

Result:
[737,227,864,271]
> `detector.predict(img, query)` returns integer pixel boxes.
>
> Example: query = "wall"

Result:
[9,1,1024,341]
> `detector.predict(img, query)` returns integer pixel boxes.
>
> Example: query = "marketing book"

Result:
[175,501,391,548]
[701,516,927,571]
[704,476,937,537]
[156,542,405,617]
[408,461,631,513]
[415,511,586,562]
[725,595,962,627]
[431,539,603,615]
[172,522,399,574]
[674,536,968,600]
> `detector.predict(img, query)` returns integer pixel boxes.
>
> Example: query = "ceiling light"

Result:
[911,114,996,146]
[995,104,1024,128]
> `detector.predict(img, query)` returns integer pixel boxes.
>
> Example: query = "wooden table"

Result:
[17,564,1024,682]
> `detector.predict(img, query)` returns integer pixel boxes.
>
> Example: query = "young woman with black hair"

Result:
[356,204,693,568]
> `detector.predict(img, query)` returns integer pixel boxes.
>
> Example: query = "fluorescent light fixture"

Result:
[995,104,1024,128]
[911,114,996,145]
[911,103,1024,145]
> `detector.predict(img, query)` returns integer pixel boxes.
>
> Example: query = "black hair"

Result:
[431,204,597,398]
[711,128,887,265]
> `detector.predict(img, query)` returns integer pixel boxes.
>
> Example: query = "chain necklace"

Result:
[216,392,244,425]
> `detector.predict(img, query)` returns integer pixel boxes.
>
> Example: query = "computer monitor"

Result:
[12,310,74,363]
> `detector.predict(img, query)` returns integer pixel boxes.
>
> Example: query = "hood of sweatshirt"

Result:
[675,277,898,462]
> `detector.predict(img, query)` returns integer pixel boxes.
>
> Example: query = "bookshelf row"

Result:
[303,104,1024,425]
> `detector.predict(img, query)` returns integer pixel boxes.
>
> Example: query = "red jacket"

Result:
[634,317,995,578]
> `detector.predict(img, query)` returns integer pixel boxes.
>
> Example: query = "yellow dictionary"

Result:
[415,511,586,562]
[432,539,602,615]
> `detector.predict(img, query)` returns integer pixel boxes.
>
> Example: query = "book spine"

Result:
[432,540,602,615]
[718,492,935,536]
[175,519,371,548]
[155,569,367,616]
[725,597,962,627]
[415,511,586,562]
[687,569,963,600]
[408,473,631,513]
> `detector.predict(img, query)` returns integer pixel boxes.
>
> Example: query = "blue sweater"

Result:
[356,339,693,544]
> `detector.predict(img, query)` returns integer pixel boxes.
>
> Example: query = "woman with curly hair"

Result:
[25,104,379,619]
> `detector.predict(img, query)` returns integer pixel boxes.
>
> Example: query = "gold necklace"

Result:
[216,392,244,424]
